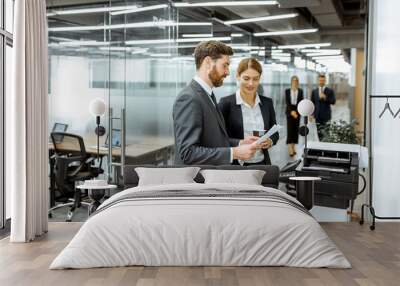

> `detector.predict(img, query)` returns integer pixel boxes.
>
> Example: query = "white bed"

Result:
[50,183,351,269]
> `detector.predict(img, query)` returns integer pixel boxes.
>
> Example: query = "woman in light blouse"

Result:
[218,58,279,165]
[285,75,304,156]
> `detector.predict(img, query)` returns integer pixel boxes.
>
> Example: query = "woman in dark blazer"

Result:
[218,58,279,165]
[285,75,304,156]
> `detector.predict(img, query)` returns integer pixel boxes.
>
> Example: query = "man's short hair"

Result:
[194,41,233,70]
[318,74,326,78]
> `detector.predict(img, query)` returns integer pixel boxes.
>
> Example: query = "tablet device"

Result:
[104,129,121,147]
[255,124,281,145]
[51,123,68,143]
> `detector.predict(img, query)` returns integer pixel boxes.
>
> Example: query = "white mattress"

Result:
[50,183,351,269]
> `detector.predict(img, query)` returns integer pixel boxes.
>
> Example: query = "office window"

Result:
[1,0,13,229]
[0,40,4,229]
[4,44,11,220]
[5,0,13,33]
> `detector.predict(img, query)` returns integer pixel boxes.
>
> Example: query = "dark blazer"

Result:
[173,80,240,165]
[285,88,303,144]
[285,88,304,115]
[218,93,279,165]
[311,86,336,123]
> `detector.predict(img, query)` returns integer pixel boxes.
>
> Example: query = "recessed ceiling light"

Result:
[182,34,213,38]
[110,4,168,16]
[149,53,172,57]
[278,43,331,49]
[50,41,111,46]
[254,28,318,37]
[47,5,138,16]
[125,37,231,45]
[312,55,344,60]
[48,21,211,32]
[224,13,298,25]
[173,1,278,8]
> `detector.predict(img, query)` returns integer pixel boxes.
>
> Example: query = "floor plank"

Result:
[0,222,399,286]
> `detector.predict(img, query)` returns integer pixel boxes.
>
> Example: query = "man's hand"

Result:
[319,92,327,100]
[239,135,259,145]
[233,144,258,161]
[290,110,298,119]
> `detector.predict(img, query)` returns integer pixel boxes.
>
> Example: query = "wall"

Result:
[368,0,400,217]
[353,49,365,136]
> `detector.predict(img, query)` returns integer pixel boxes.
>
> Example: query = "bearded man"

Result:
[173,41,260,165]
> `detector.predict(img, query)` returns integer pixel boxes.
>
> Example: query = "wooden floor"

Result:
[0,222,399,286]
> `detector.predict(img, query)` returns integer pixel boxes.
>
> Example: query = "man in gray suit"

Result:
[173,41,262,165]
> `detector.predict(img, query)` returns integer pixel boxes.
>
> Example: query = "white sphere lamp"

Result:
[89,98,106,117]
[89,98,106,160]
[297,99,315,116]
[297,99,315,152]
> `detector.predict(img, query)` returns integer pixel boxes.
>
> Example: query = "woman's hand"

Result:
[260,138,273,149]
[290,110,298,119]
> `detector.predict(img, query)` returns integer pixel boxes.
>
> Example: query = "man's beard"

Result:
[208,66,225,87]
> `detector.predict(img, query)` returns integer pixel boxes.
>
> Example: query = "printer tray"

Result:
[315,193,350,209]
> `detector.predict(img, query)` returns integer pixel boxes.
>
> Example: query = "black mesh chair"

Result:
[49,132,103,221]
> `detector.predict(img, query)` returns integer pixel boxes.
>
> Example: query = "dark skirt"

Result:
[286,115,300,144]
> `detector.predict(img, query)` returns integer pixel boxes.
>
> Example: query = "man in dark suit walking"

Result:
[311,74,336,140]
[173,41,261,165]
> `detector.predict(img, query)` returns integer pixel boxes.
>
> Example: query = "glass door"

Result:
[108,1,178,184]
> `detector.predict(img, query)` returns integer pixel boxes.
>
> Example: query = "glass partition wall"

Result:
[47,1,318,184]
[108,1,178,179]
[48,2,112,181]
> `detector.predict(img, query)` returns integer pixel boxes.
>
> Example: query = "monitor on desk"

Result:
[51,123,68,143]
[104,129,121,147]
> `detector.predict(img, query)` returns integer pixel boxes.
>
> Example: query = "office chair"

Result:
[49,132,103,222]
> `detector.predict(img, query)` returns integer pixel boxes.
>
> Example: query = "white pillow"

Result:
[200,169,266,185]
[135,167,201,186]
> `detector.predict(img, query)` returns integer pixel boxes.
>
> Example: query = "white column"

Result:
[368,0,400,217]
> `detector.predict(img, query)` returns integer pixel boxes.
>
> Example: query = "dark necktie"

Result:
[210,92,225,126]
[210,92,218,107]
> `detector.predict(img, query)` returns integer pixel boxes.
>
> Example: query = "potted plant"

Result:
[318,119,359,144]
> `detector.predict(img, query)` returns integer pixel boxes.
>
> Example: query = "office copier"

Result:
[296,146,359,209]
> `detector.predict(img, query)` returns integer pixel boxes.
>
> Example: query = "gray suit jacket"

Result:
[173,80,240,165]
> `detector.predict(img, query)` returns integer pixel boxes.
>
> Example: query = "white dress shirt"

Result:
[193,75,234,162]
[290,89,298,105]
[319,86,325,95]
[236,90,265,164]
[194,75,214,104]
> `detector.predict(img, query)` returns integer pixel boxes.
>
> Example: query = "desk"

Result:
[49,136,175,206]
[49,136,174,163]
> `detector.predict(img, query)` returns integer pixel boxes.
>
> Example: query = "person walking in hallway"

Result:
[285,75,303,156]
[173,41,262,165]
[218,58,279,166]
[311,74,336,140]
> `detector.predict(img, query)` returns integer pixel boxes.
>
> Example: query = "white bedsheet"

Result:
[50,183,351,269]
